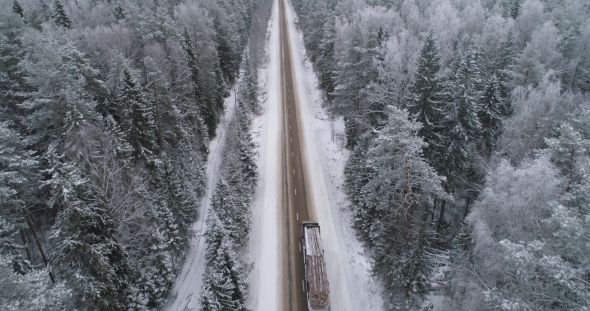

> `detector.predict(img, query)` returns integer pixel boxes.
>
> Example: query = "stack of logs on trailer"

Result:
[302,221,329,308]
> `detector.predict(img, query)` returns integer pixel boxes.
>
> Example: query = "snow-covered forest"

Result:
[292,0,590,310]
[0,0,270,309]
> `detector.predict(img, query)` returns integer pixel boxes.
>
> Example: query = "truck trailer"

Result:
[301,221,329,309]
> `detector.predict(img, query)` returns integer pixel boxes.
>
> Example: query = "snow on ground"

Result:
[164,84,239,311]
[283,0,384,310]
[245,1,280,310]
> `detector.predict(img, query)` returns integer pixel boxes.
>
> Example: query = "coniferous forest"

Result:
[292,0,590,310]
[2,0,590,310]
[0,0,270,309]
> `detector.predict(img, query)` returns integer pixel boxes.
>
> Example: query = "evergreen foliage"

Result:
[118,68,159,159]
[12,0,24,19]
[52,0,71,28]
[46,146,130,310]
[292,0,590,308]
[181,28,218,137]
[0,0,267,308]
[477,76,503,158]
[405,31,447,161]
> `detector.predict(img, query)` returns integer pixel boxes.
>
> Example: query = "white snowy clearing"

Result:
[246,0,383,310]
[163,86,239,311]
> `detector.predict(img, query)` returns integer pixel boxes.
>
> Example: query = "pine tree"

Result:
[46,147,129,310]
[477,76,503,158]
[52,0,72,29]
[119,68,158,159]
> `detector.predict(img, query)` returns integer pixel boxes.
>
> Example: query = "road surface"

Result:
[278,0,313,310]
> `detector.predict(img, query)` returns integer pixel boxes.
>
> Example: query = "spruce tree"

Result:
[144,56,183,149]
[344,134,376,243]
[496,31,516,102]
[52,0,72,29]
[364,107,446,301]
[477,76,503,158]
[316,13,336,100]
[12,0,24,20]
[201,214,249,311]
[210,178,250,247]
[449,47,483,140]
[214,18,240,86]
[181,28,218,137]
[46,147,129,310]
[151,155,185,253]
[128,228,174,310]
[119,68,158,159]
[0,122,37,276]
[0,252,70,310]
[237,108,258,188]
[113,3,125,22]
[405,31,449,170]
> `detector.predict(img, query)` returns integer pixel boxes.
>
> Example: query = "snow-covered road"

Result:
[246,0,383,310]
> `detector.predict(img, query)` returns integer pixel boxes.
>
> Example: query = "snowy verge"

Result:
[245,1,281,310]
[163,84,239,311]
[284,0,384,310]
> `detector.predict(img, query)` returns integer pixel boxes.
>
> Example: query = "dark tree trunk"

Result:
[463,196,471,220]
[436,200,446,234]
[23,208,55,284]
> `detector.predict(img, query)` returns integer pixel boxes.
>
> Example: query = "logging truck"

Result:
[301,221,330,310]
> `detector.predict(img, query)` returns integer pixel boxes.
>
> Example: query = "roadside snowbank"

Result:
[245,1,281,310]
